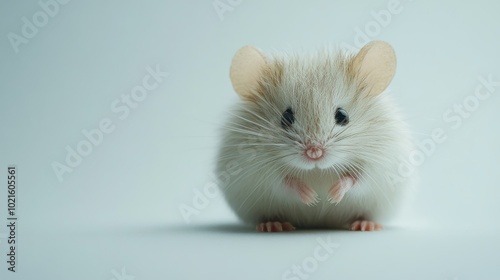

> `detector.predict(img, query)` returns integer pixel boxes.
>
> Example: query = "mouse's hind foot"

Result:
[256,221,296,232]
[350,220,383,231]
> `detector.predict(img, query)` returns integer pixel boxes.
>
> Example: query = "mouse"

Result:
[215,41,415,232]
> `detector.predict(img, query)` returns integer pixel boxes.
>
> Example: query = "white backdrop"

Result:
[1,0,499,279]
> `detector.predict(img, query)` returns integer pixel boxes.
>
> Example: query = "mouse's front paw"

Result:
[328,176,355,204]
[284,176,318,206]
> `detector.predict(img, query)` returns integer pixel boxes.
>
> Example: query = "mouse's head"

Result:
[229,41,397,173]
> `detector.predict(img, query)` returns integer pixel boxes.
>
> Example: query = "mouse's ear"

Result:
[350,41,396,96]
[230,46,268,100]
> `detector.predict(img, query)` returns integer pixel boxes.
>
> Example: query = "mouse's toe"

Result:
[350,220,383,231]
[256,221,296,232]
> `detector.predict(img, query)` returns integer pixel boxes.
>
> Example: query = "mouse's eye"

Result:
[281,107,295,129]
[335,107,349,126]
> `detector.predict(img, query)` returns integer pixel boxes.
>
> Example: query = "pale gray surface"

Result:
[0,0,499,279]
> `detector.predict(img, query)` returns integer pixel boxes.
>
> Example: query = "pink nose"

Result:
[305,146,324,160]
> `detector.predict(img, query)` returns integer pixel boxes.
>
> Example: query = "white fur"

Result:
[216,48,415,229]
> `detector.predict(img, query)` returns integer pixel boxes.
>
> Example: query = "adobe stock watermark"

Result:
[342,0,408,51]
[51,65,169,183]
[178,160,242,224]
[212,0,242,21]
[7,0,71,54]
[388,74,499,184]
[282,235,340,280]
[110,267,135,280]
[178,135,267,223]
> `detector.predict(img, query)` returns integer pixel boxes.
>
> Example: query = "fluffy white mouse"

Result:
[216,41,414,232]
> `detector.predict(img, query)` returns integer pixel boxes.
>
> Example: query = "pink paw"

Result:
[350,220,383,231]
[284,176,318,206]
[328,176,355,204]
[256,221,296,232]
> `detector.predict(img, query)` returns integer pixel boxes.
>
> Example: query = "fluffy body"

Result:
[216,49,413,230]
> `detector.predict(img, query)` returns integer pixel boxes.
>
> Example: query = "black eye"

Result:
[281,107,295,129]
[335,107,349,126]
